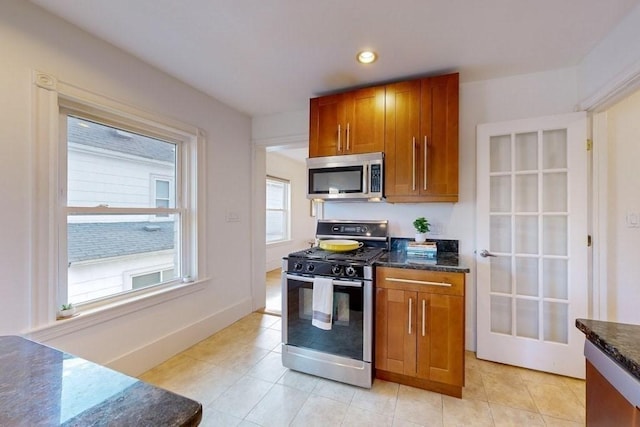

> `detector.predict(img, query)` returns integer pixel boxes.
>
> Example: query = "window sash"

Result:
[59,108,190,307]
[266,176,290,243]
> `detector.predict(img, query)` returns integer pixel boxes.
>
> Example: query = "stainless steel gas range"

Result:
[281,220,388,388]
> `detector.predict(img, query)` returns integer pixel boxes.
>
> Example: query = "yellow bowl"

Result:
[319,239,363,252]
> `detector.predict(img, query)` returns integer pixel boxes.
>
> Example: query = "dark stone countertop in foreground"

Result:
[0,335,202,426]
[575,319,640,381]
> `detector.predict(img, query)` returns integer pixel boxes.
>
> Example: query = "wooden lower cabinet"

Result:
[586,360,640,426]
[375,267,465,397]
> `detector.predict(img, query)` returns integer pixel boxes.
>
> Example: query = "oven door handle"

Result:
[286,274,363,288]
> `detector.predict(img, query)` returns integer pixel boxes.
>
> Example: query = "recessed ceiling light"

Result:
[357,50,377,64]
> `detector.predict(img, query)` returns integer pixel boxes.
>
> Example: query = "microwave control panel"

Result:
[370,164,382,193]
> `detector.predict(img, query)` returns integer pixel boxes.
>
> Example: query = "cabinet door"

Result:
[309,94,344,157]
[375,287,417,376]
[416,292,465,385]
[418,73,459,201]
[344,86,385,154]
[385,74,459,202]
[384,80,421,198]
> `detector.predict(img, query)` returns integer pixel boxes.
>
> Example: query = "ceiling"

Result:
[31,0,639,118]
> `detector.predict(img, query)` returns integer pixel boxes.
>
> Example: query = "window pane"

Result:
[266,180,286,209]
[156,180,170,199]
[132,272,161,289]
[67,116,176,209]
[67,214,180,304]
[156,199,170,209]
[266,211,285,242]
[266,177,290,242]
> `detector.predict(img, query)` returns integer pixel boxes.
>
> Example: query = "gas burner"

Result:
[288,246,385,264]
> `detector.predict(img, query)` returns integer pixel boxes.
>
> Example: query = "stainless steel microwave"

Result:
[306,152,383,201]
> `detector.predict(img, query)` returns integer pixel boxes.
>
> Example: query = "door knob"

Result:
[479,249,497,258]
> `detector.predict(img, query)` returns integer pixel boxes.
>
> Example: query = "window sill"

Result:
[267,240,294,247]
[27,278,208,342]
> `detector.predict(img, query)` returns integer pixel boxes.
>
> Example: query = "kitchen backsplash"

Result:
[390,238,459,254]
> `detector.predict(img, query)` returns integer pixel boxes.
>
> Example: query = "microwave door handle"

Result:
[363,164,368,194]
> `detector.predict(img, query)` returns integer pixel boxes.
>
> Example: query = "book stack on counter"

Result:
[406,242,437,260]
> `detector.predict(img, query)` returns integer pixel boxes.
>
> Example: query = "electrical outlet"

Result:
[225,211,240,222]
[626,212,640,228]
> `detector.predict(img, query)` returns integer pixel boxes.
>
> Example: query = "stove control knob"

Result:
[306,263,315,272]
[345,266,356,277]
[293,263,303,271]
[331,265,343,275]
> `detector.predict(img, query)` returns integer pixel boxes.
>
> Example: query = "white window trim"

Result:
[30,70,208,331]
[266,175,291,244]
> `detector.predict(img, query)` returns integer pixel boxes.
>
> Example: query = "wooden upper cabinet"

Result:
[385,73,459,202]
[309,86,385,157]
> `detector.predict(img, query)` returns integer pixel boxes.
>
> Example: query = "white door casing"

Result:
[476,112,588,379]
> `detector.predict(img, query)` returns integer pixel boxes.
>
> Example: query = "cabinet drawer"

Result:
[376,267,464,296]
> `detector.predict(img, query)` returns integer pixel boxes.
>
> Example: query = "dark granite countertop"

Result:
[575,319,640,381]
[375,251,470,273]
[375,237,470,273]
[0,335,202,426]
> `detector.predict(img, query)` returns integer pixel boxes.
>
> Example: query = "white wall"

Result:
[578,3,640,104]
[266,152,317,271]
[0,0,253,374]
[604,89,640,323]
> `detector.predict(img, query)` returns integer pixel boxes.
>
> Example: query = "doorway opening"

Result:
[264,268,281,315]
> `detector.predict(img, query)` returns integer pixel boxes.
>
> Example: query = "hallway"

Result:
[264,268,281,315]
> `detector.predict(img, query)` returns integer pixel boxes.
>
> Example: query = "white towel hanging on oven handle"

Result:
[312,277,333,330]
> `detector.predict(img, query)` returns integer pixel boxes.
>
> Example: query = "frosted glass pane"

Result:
[515,216,538,254]
[490,176,511,212]
[544,302,568,343]
[543,129,567,169]
[491,256,512,293]
[491,295,512,334]
[543,173,567,212]
[516,299,539,339]
[490,135,511,173]
[543,216,567,256]
[490,216,512,253]
[515,132,538,171]
[543,258,568,300]
[516,257,538,297]
[515,174,538,212]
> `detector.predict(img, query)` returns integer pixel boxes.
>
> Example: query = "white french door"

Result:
[476,112,588,379]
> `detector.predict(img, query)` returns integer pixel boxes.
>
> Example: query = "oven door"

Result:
[282,273,372,362]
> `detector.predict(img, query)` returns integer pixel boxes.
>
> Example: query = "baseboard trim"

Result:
[105,298,253,376]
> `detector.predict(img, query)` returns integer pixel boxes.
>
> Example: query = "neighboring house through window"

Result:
[32,72,204,321]
[63,115,187,304]
[266,176,290,243]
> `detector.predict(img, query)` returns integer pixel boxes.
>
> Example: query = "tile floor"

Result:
[139,312,586,426]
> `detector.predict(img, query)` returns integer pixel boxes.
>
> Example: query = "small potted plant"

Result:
[58,303,76,319]
[413,217,430,243]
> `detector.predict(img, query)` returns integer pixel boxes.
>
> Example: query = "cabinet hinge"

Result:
[587,235,592,247]
[587,139,592,151]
